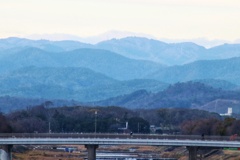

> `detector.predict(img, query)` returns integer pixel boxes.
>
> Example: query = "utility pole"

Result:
[49,121,51,133]
[138,122,140,133]
[95,111,97,133]
[44,101,53,134]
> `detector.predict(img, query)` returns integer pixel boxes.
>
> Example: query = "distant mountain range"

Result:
[25,31,240,48]
[0,67,168,102]
[149,57,240,85]
[96,37,240,65]
[1,36,240,113]
[1,37,240,65]
[25,30,155,44]
[0,47,163,80]
[93,82,240,111]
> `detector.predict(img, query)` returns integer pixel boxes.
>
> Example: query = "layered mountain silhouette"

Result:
[149,57,240,85]
[1,37,240,112]
[2,37,240,65]
[0,67,168,102]
[93,82,240,111]
[0,47,162,80]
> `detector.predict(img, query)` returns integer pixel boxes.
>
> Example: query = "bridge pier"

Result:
[187,146,198,160]
[85,144,98,160]
[0,145,13,160]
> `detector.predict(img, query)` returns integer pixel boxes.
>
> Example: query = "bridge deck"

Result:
[0,133,239,148]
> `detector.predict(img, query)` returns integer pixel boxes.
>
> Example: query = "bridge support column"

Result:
[0,145,13,160]
[85,144,98,160]
[187,146,198,160]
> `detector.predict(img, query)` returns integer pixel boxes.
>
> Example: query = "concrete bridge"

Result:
[0,133,240,160]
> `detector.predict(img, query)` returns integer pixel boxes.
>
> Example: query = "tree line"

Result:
[0,102,240,136]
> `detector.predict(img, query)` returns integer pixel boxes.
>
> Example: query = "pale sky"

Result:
[1,0,240,41]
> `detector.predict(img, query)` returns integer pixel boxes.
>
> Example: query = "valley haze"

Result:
[0,36,240,115]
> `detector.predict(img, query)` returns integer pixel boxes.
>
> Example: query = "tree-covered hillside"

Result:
[4,104,219,134]
[2,104,240,136]
[0,67,168,104]
[149,57,240,85]
[95,82,240,110]
[0,47,163,80]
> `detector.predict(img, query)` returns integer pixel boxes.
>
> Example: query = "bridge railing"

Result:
[0,133,239,141]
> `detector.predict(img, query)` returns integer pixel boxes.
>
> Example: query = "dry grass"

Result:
[12,146,86,160]
[11,145,240,160]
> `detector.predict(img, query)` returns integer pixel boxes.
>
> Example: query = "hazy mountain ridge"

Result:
[0,96,81,113]
[96,37,240,65]
[94,82,240,110]
[1,37,240,66]
[207,43,240,59]
[96,37,206,65]
[193,79,239,90]
[1,37,240,111]
[0,47,163,80]
[0,37,93,52]
[149,57,240,85]
[0,67,168,105]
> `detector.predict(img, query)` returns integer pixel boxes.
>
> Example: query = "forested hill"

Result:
[0,67,168,105]
[3,104,240,137]
[94,81,240,110]
[0,47,163,80]
[149,57,240,85]
[3,105,221,134]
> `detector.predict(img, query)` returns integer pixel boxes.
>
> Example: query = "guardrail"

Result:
[0,133,238,141]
